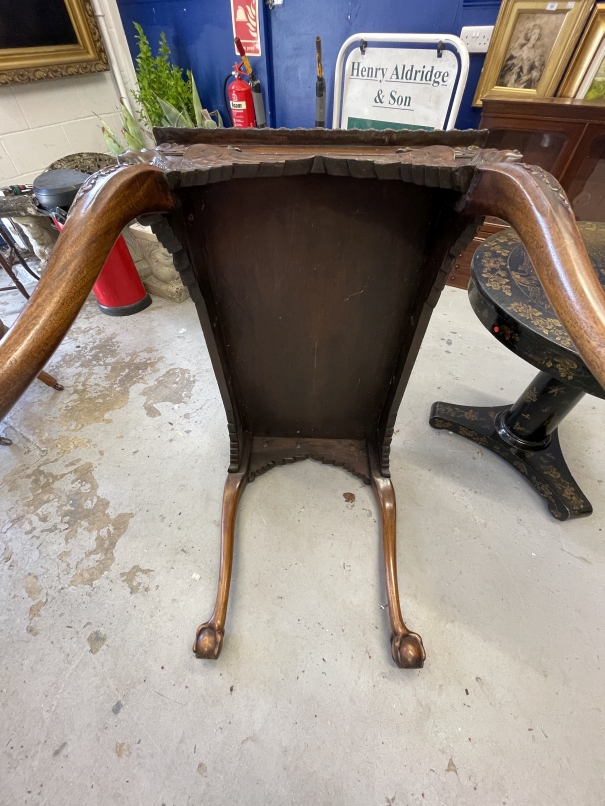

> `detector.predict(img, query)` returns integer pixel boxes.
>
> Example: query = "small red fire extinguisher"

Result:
[227,62,257,128]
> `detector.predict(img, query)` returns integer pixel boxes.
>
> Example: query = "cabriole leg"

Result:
[193,464,248,660]
[370,451,425,669]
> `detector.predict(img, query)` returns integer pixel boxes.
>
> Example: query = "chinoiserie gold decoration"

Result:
[558,3,605,99]
[0,0,108,86]
[473,0,592,107]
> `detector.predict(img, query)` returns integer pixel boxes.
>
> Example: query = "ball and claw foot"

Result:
[391,631,425,669]
[193,623,224,659]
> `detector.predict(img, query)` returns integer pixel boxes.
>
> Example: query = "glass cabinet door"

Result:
[486,128,570,174]
[565,126,605,223]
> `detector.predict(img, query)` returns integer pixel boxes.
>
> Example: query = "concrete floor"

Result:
[1,281,604,806]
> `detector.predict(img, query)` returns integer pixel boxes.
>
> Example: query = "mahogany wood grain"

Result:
[369,447,425,669]
[0,318,63,396]
[35,370,63,390]
[194,438,251,660]
[447,219,509,290]
[0,164,174,422]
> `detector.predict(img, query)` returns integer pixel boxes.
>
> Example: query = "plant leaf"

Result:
[100,119,124,156]
[174,109,194,128]
[119,101,146,149]
[210,110,224,128]
[190,72,204,127]
[123,128,146,151]
[121,101,142,139]
[155,94,193,127]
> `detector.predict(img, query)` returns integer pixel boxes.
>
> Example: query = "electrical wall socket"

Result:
[460,25,494,54]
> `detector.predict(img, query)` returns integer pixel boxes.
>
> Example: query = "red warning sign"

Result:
[231,0,261,58]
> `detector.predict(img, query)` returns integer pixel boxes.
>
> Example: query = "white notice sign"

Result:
[341,46,459,131]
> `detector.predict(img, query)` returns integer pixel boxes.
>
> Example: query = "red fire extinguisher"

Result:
[227,62,257,128]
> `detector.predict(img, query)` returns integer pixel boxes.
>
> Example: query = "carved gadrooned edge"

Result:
[138,210,242,472]
[521,163,573,212]
[74,164,123,203]
[121,144,522,196]
[0,1,109,86]
[378,216,484,477]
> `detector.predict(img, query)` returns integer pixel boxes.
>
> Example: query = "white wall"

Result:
[0,72,124,187]
[0,0,137,187]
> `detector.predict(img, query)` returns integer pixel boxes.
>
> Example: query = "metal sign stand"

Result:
[333,33,469,131]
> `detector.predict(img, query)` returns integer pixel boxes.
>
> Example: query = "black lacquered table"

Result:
[430,221,605,521]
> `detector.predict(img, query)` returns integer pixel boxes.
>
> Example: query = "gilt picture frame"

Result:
[0,0,109,86]
[558,3,605,98]
[472,0,593,107]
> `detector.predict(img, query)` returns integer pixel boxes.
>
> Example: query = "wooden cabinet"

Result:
[447,97,605,289]
[564,124,605,222]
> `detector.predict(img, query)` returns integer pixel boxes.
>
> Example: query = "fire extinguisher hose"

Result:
[223,73,234,126]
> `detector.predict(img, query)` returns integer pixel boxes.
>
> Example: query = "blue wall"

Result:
[116,0,502,130]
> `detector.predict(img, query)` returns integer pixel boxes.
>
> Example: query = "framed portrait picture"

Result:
[0,0,109,86]
[558,4,605,98]
[472,0,593,106]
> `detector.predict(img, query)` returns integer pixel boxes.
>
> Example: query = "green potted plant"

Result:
[101,23,222,156]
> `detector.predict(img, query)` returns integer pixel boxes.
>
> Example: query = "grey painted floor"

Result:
[1,284,604,806]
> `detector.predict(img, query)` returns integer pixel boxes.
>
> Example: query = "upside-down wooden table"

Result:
[1,128,605,668]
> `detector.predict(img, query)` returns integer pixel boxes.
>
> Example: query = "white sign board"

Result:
[341,46,459,131]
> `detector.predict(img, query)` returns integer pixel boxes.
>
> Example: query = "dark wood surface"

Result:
[188,175,435,440]
[447,218,509,290]
[482,96,605,122]
[2,128,605,666]
[482,97,605,197]
[452,97,605,290]
[153,125,489,149]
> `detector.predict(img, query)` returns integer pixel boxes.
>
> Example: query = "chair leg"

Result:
[0,249,30,299]
[1,320,63,391]
[36,370,64,391]
[193,463,249,660]
[370,450,425,669]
